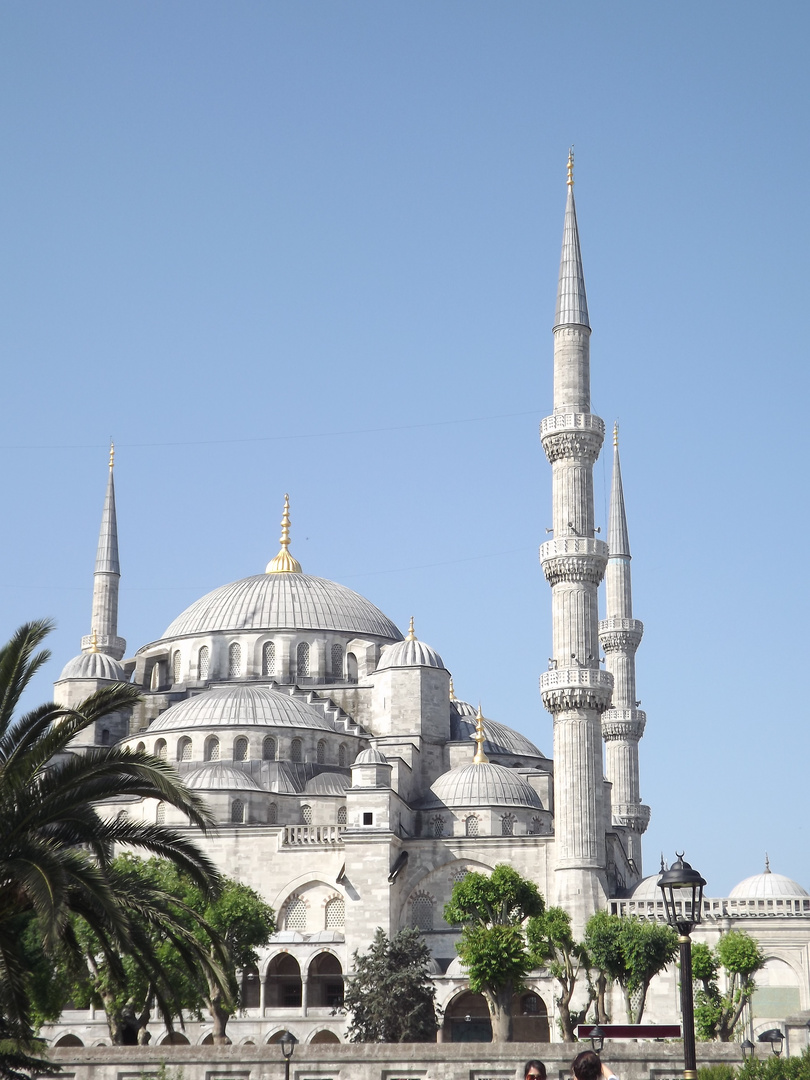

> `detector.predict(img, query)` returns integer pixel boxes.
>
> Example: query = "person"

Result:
[572,1050,619,1080]
[524,1063,546,1080]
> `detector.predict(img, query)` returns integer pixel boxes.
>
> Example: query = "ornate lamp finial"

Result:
[613,422,619,448]
[765,853,771,873]
[109,439,115,469]
[407,616,416,642]
[449,676,457,702]
[567,147,575,187]
[472,704,489,765]
[89,628,99,653]
[266,494,303,574]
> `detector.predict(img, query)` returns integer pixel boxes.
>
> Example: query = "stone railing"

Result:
[612,896,810,921]
[540,412,605,437]
[280,825,346,847]
[540,667,613,714]
[601,708,647,740]
[539,537,608,587]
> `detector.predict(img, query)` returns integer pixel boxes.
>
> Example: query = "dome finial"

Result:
[472,704,489,765]
[109,439,115,469]
[89,628,99,653]
[613,421,619,448]
[407,616,416,642]
[449,676,457,702]
[567,146,574,187]
[266,494,303,574]
[765,852,771,873]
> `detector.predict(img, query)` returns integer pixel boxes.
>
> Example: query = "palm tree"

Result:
[0,620,227,1060]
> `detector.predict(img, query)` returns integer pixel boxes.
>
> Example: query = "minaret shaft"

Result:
[82,455,125,660]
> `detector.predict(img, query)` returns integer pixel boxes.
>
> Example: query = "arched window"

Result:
[116,809,129,822]
[290,738,302,763]
[198,646,209,679]
[347,652,358,682]
[228,642,242,678]
[411,895,434,931]
[136,741,145,753]
[262,641,275,677]
[172,651,181,684]
[465,815,479,837]
[156,801,165,825]
[205,736,220,762]
[432,815,445,838]
[178,737,192,762]
[301,804,312,825]
[150,663,161,690]
[338,743,348,767]
[263,736,276,761]
[325,898,345,929]
[268,802,277,824]
[331,643,343,678]
[285,896,307,930]
[530,816,543,835]
[100,728,110,745]
[231,799,244,824]
[266,953,302,1008]
[296,642,310,677]
[337,806,347,825]
[316,740,326,764]
[501,814,515,836]
[234,736,248,762]
[155,739,167,760]
[521,992,541,1015]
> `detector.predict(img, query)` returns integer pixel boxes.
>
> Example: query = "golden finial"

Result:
[613,422,619,448]
[407,616,416,642]
[89,628,99,653]
[109,440,115,469]
[265,494,303,574]
[449,676,457,702]
[567,147,574,187]
[472,704,489,765]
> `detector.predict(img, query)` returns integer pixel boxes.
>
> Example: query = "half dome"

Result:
[427,762,543,810]
[149,685,335,733]
[450,712,544,759]
[157,574,402,641]
[186,763,260,791]
[59,652,126,682]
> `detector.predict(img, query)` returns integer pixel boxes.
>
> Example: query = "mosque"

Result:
[48,159,810,1048]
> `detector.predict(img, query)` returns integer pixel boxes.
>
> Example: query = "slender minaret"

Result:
[539,152,613,926]
[599,425,650,872]
[81,442,126,660]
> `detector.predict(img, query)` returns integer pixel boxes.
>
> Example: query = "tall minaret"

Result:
[81,442,126,660]
[539,152,613,926]
[599,425,650,872]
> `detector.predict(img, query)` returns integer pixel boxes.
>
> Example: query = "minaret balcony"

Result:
[540,667,613,715]
[540,412,605,464]
[539,537,608,587]
[601,707,646,741]
[612,802,651,834]
[598,617,644,652]
[81,633,127,660]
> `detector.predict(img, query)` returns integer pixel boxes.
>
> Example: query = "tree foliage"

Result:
[443,865,545,1042]
[584,911,677,1024]
[342,927,439,1043]
[527,905,591,1042]
[693,931,765,1042]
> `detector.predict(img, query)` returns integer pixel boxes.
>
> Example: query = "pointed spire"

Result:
[608,423,631,558]
[406,616,416,642]
[266,494,303,574]
[554,149,590,330]
[449,676,457,702]
[95,440,120,575]
[472,704,490,765]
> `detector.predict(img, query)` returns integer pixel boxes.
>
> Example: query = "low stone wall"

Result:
[47,1041,747,1080]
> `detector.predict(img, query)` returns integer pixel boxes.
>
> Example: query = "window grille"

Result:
[156,802,165,825]
[155,739,167,760]
[501,814,515,836]
[338,744,347,767]
[297,642,310,677]
[231,799,244,824]
[325,898,345,929]
[465,815,479,837]
[205,737,220,762]
[198,646,209,679]
[234,737,248,762]
[331,643,343,677]
[263,736,276,761]
[337,806,347,824]
[172,651,181,684]
[228,642,242,678]
[432,815,444,838]
[291,738,302,763]
[302,804,313,825]
[317,740,326,764]
[411,895,434,931]
[530,816,543,835]
[179,738,192,762]
[268,802,277,824]
[285,897,307,930]
[262,641,275,677]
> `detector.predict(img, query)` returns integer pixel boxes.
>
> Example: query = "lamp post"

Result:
[590,1025,606,1054]
[758,1029,784,1057]
[658,853,707,1080]
[740,1039,755,1062]
[279,1030,297,1080]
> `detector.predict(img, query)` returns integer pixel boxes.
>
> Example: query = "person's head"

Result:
[524,1062,546,1080]
[572,1051,602,1080]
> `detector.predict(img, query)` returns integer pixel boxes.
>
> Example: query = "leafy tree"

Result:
[584,912,677,1023]
[0,621,223,1070]
[527,906,591,1042]
[583,910,623,1023]
[443,864,545,1042]
[693,931,765,1042]
[342,927,439,1042]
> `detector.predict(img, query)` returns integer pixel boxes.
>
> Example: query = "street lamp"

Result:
[658,853,707,1080]
[740,1039,755,1061]
[758,1029,784,1057]
[590,1025,606,1054]
[279,1030,297,1080]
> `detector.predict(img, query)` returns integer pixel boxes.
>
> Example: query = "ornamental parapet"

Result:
[598,617,644,652]
[540,412,605,464]
[540,667,613,715]
[612,802,651,833]
[540,537,608,586]
[601,708,646,741]
[281,825,345,847]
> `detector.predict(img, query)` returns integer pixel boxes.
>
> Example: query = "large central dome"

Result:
[160,573,402,641]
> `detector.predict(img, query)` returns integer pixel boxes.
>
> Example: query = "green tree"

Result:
[443,864,545,1042]
[693,931,765,1042]
[342,927,439,1042]
[527,906,591,1042]
[0,621,224,1069]
[584,910,624,1023]
[584,912,677,1023]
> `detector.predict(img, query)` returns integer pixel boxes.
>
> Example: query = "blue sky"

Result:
[1,1,808,896]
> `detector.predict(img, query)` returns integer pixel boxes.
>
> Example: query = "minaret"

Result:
[82,442,125,660]
[539,152,613,926]
[599,425,650,871]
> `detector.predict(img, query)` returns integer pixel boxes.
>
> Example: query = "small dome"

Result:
[426,761,543,810]
[629,874,664,901]
[149,685,335,733]
[376,621,445,671]
[304,772,350,795]
[729,866,808,899]
[59,651,126,682]
[185,763,260,791]
[452,698,477,718]
[450,712,544,759]
[353,747,389,765]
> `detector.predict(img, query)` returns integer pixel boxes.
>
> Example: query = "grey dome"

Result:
[427,762,543,810]
[149,685,334,733]
[186,763,260,791]
[451,698,477,718]
[354,747,389,765]
[158,574,402,641]
[450,712,544,759]
[376,638,445,671]
[729,870,808,899]
[629,874,664,901]
[304,772,350,795]
[59,652,126,682]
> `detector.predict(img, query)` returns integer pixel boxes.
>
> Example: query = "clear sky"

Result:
[2,1,808,897]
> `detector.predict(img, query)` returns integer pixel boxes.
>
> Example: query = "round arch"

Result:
[53,1034,84,1048]
[442,989,491,1043]
[265,951,302,1009]
[309,1030,341,1044]
[307,951,344,1009]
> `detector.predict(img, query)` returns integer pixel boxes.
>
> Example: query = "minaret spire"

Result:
[266,494,303,574]
[540,156,612,928]
[83,442,126,659]
[599,426,650,871]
